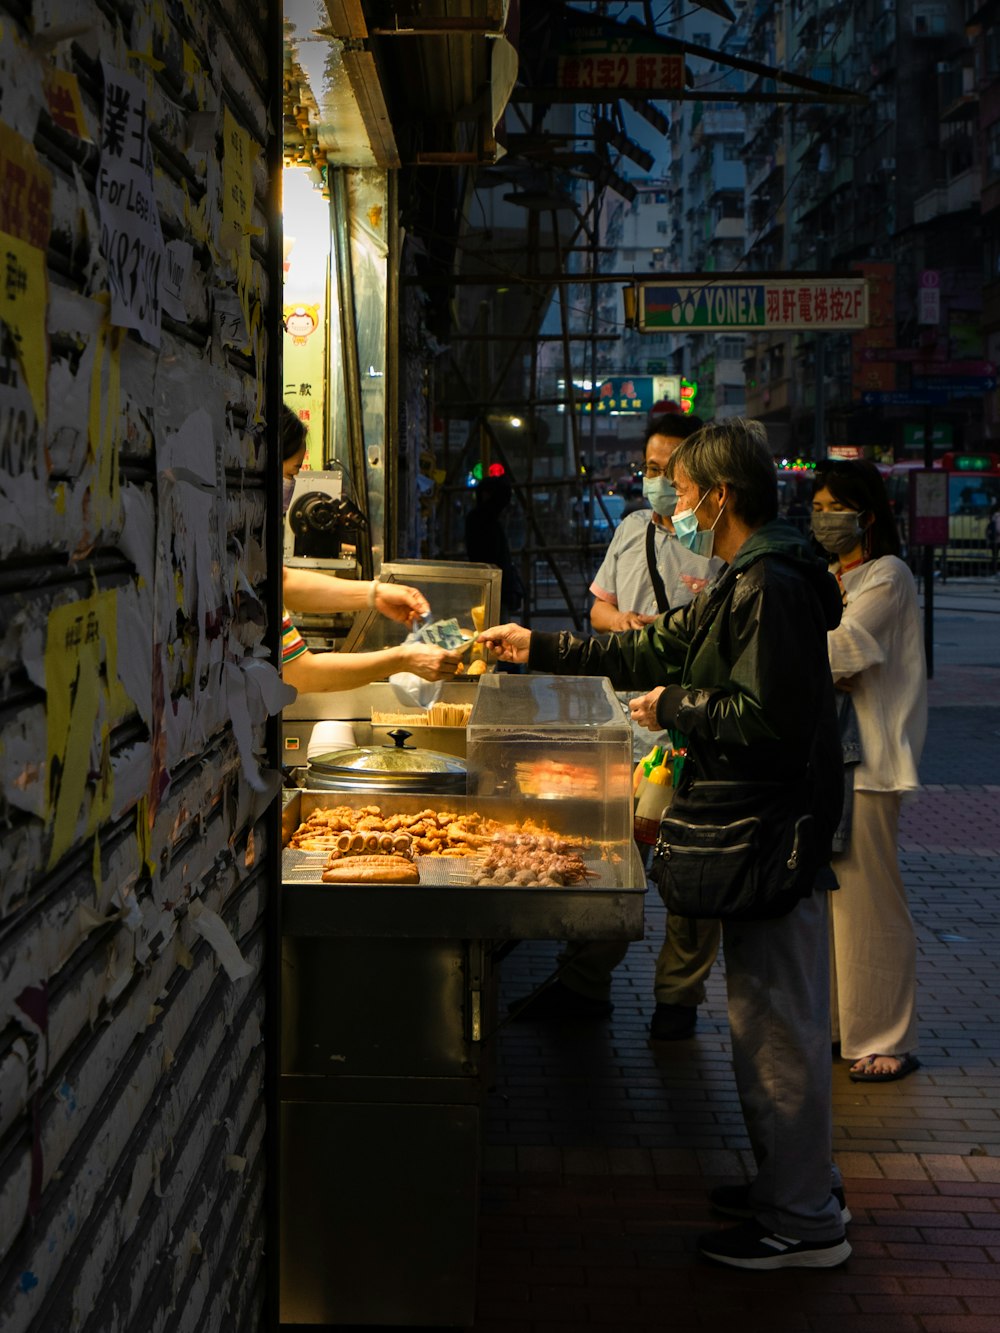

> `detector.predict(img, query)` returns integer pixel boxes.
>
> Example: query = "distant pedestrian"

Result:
[464,475,524,620]
[620,481,648,517]
[987,504,999,575]
[812,459,927,1083]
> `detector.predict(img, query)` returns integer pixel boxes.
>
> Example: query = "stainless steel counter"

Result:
[279,787,646,1328]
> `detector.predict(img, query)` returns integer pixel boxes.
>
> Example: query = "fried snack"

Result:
[288,805,586,860]
[321,855,420,885]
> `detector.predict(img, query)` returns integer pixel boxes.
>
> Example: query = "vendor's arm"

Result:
[283,638,461,693]
[282,567,429,625]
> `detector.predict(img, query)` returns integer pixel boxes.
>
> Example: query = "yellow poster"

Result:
[45,590,125,868]
[88,309,124,532]
[221,104,254,256]
[0,228,48,425]
[0,122,53,246]
[42,68,91,141]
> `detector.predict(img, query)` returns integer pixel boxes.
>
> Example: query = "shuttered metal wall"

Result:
[0,0,281,1328]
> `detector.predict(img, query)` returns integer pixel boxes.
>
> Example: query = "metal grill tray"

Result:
[281,845,647,941]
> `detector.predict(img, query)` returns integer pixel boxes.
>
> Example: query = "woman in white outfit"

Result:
[811,459,927,1083]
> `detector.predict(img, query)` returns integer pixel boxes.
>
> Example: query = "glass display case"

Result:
[339,559,502,654]
[466,673,634,886]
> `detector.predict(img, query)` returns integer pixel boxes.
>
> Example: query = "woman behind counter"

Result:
[811,458,927,1083]
[280,406,460,691]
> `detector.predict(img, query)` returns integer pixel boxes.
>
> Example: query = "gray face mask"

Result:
[811,510,864,556]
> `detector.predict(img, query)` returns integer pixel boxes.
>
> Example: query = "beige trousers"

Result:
[829,789,918,1060]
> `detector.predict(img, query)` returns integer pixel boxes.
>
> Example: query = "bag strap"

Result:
[645,520,670,615]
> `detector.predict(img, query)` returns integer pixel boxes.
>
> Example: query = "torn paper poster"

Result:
[81,311,124,546]
[44,589,127,867]
[42,65,91,141]
[158,406,217,488]
[0,370,46,559]
[0,21,44,140]
[160,239,194,322]
[96,61,165,346]
[0,122,53,251]
[0,228,49,426]
[188,900,253,983]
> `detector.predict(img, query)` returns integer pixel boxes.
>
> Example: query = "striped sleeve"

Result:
[281,614,307,665]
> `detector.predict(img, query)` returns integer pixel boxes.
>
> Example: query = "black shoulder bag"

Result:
[652,776,821,920]
[645,520,669,615]
[650,564,825,921]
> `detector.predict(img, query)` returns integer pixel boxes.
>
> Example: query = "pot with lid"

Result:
[304,728,467,795]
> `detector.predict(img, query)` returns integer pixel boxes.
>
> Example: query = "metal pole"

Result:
[385,170,399,562]
[922,406,934,680]
[814,333,825,459]
[331,168,374,580]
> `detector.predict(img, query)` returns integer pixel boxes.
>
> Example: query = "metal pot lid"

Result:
[308,727,466,778]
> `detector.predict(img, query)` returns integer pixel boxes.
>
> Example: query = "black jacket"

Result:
[529,518,845,850]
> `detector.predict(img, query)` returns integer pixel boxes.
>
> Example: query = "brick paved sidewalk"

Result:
[479,778,1000,1330]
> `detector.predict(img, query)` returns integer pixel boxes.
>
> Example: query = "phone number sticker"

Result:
[96,61,164,347]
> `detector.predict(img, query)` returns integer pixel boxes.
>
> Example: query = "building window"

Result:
[912,3,948,34]
[723,144,743,161]
[988,121,1000,182]
[656,220,668,234]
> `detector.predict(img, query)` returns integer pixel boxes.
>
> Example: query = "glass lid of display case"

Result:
[467,674,630,730]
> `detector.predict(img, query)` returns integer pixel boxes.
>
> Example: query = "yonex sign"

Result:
[639,279,869,332]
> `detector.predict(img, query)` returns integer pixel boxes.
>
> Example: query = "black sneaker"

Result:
[507,980,613,1021]
[648,1002,697,1041]
[698,1220,851,1270]
[710,1182,851,1225]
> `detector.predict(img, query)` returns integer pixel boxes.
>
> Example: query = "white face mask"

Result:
[642,476,678,517]
[282,476,296,514]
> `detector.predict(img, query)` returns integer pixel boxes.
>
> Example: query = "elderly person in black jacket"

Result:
[481,419,849,1271]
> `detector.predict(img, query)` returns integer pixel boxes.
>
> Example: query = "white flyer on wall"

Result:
[96,61,164,347]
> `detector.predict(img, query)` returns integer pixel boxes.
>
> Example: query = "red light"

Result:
[487,462,506,477]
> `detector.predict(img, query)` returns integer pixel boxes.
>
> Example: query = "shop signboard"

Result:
[909,469,949,546]
[917,269,940,326]
[639,279,868,331]
[576,373,681,414]
[912,375,997,395]
[912,360,995,377]
[903,423,953,449]
[861,389,948,406]
[557,36,685,91]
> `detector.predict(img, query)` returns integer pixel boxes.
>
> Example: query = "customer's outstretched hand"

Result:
[478,623,531,664]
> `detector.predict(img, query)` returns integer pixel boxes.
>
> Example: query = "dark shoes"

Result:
[649,1002,697,1041]
[507,980,613,1021]
[698,1220,851,1270]
[711,1182,852,1226]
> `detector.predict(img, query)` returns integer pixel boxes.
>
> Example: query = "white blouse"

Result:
[828,555,927,794]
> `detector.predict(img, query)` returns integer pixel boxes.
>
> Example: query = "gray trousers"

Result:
[724,889,843,1240]
[557,914,721,1006]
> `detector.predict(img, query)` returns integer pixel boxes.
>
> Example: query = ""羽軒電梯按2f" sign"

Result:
[639,279,869,332]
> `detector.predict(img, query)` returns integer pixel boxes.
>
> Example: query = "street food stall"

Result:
[279,652,646,1326]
